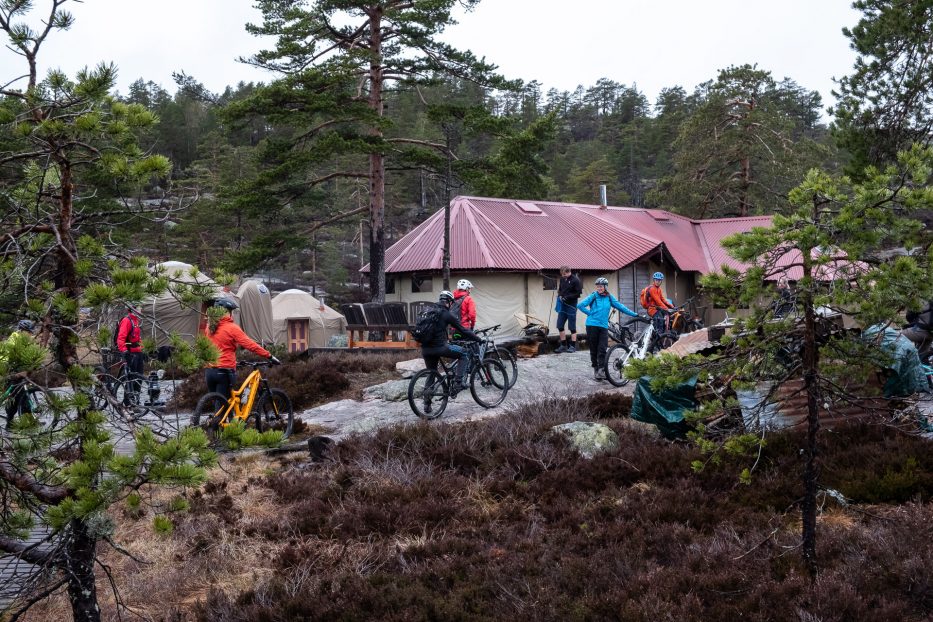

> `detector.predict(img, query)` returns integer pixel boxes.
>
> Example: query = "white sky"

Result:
[2,0,861,116]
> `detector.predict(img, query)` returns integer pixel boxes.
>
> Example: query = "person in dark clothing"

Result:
[772,276,796,318]
[3,320,37,428]
[904,299,933,361]
[554,266,583,353]
[116,304,145,405]
[420,290,482,395]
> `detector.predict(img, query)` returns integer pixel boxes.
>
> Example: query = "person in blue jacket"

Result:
[579,277,639,380]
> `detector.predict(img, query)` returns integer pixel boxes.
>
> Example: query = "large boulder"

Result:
[396,358,426,378]
[362,379,411,402]
[551,421,619,459]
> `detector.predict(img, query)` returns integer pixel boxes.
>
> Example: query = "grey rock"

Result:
[551,421,620,459]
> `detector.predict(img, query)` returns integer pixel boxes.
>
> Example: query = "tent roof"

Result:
[271,289,345,321]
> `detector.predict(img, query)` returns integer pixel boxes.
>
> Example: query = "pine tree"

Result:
[631,145,933,576]
[0,3,216,619]
[228,0,512,302]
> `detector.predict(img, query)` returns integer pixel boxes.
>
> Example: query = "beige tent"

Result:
[272,289,347,351]
[236,280,275,346]
[143,261,225,346]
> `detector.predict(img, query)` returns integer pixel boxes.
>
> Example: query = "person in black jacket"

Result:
[903,300,933,361]
[421,291,482,395]
[554,266,583,353]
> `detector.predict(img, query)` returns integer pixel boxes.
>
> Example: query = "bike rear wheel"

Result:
[257,388,294,438]
[470,359,508,408]
[408,370,448,419]
[605,343,635,387]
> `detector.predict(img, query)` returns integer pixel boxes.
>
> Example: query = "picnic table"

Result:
[340,302,421,349]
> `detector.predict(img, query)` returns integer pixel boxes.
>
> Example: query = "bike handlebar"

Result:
[237,360,273,369]
[474,324,501,335]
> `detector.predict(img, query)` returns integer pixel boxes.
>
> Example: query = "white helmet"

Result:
[456,279,473,291]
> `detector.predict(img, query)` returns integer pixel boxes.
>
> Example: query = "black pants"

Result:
[124,351,145,404]
[586,325,609,370]
[4,377,32,427]
[206,368,236,399]
[422,344,469,385]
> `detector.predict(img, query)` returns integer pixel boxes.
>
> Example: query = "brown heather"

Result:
[19,396,933,621]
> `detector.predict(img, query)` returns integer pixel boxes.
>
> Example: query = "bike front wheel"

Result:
[257,388,294,438]
[470,359,509,408]
[408,370,448,419]
[484,346,518,389]
[605,343,635,387]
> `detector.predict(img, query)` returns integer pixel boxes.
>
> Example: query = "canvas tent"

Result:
[142,261,225,346]
[236,280,275,346]
[271,289,347,351]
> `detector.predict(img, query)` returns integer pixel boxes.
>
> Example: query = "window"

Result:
[386,277,395,295]
[542,274,558,290]
[411,275,433,293]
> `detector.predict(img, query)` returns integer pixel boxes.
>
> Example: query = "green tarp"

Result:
[630,376,698,439]
[862,325,929,398]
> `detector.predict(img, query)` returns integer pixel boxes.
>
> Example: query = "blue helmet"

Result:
[652,272,665,281]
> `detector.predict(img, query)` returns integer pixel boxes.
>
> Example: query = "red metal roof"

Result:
[379,196,776,275]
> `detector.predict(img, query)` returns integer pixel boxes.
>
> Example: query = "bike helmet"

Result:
[17,319,35,333]
[652,272,665,281]
[456,279,473,291]
[438,291,454,305]
[595,277,609,286]
[213,297,239,311]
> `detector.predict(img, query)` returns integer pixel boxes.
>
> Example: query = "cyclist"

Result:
[116,304,145,405]
[204,297,281,399]
[772,276,796,318]
[579,277,639,381]
[554,266,582,353]
[421,290,482,397]
[2,320,37,428]
[453,279,477,330]
[644,272,675,333]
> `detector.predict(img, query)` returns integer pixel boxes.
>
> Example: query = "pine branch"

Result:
[0,460,69,504]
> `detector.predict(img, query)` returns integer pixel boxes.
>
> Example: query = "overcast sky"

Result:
[3,0,861,115]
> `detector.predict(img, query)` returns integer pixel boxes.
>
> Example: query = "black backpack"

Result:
[410,307,444,343]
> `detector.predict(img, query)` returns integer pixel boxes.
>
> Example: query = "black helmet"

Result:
[213,297,239,311]
[17,319,35,333]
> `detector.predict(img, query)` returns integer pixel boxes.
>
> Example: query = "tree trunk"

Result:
[56,160,80,367]
[367,8,386,304]
[65,519,100,622]
[799,214,820,577]
[442,130,452,291]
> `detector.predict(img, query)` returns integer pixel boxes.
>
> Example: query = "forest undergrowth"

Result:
[19,394,933,621]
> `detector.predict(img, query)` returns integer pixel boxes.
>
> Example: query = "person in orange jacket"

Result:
[453,279,477,329]
[204,297,280,398]
[645,272,675,332]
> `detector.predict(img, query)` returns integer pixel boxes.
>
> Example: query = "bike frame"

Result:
[634,322,655,359]
[214,369,264,428]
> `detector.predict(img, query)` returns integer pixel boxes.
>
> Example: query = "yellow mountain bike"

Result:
[190,361,293,439]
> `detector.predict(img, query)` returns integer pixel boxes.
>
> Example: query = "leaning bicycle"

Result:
[604,315,674,387]
[474,324,518,389]
[191,361,294,441]
[407,341,509,419]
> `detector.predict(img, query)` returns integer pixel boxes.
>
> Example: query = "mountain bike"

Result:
[474,324,518,389]
[2,377,44,428]
[191,361,293,440]
[668,298,704,335]
[407,341,509,420]
[93,348,166,419]
[604,315,674,387]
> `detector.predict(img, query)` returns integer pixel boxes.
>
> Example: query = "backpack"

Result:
[639,286,651,310]
[448,297,465,323]
[410,307,444,343]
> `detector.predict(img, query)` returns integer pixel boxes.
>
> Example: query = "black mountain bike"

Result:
[407,341,509,419]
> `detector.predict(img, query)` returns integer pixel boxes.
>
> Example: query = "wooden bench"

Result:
[341,302,417,349]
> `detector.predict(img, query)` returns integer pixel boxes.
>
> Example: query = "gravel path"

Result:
[296,349,633,439]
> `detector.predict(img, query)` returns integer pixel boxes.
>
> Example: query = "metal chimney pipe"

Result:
[599,184,607,209]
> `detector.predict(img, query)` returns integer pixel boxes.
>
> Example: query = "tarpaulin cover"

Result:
[630,375,698,439]
[862,324,929,397]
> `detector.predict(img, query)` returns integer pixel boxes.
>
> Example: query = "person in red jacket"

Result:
[453,279,477,329]
[116,304,145,405]
[204,297,280,398]
[645,272,675,332]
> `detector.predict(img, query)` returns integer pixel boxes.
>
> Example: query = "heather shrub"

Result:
[176,411,933,621]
